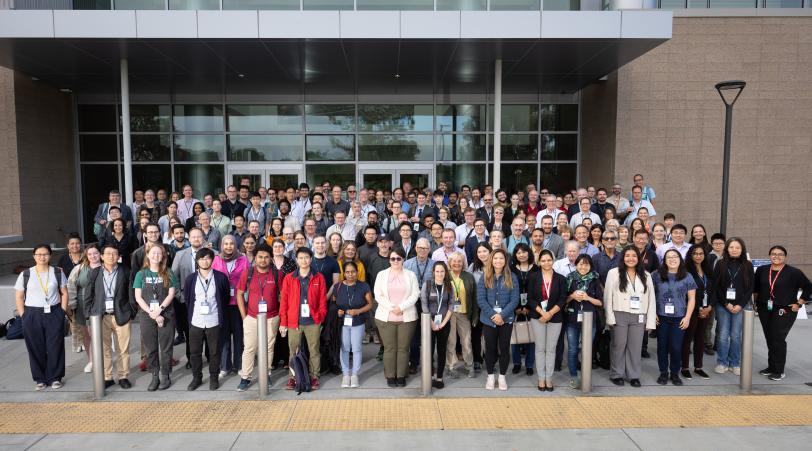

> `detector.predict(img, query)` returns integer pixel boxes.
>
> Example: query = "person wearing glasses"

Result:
[476,194,495,225]
[652,249,696,386]
[753,245,812,381]
[374,248,420,387]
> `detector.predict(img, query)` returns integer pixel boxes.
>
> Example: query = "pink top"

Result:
[212,255,250,305]
[387,271,407,322]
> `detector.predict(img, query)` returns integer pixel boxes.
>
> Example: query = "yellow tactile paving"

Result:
[1,396,810,434]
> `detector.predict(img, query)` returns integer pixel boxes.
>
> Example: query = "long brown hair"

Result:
[484,248,514,290]
[141,242,171,288]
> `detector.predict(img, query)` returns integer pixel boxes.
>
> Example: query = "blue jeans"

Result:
[511,343,535,369]
[341,324,365,376]
[716,307,742,368]
[656,316,685,375]
[566,323,596,378]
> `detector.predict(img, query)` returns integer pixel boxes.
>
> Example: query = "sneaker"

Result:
[485,374,495,390]
[373,334,381,344]
[656,373,668,385]
[497,375,508,391]
[569,378,580,389]
[447,368,459,379]
[670,374,683,386]
[51,380,63,390]
[74,345,82,353]
[731,367,741,376]
[341,376,351,388]
[311,377,320,390]
[362,334,370,344]
[714,364,728,374]
[681,369,692,379]
[759,367,773,376]
[350,375,360,388]
[219,370,228,378]
[466,367,476,378]
[84,362,93,373]
[35,383,46,391]
[236,378,251,392]
[694,368,710,379]
[768,373,786,381]
[285,378,296,390]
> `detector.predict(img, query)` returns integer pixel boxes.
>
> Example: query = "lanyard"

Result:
[434,284,444,314]
[416,260,429,282]
[183,199,194,217]
[148,270,162,299]
[249,208,262,221]
[769,266,784,300]
[626,272,637,293]
[345,283,357,309]
[727,265,741,288]
[35,268,50,298]
[452,277,463,300]
[197,272,212,300]
[314,259,326,275]
[542,274,552,300]
[103,268,118,298]
[213,216,224,229]
[256,269,272,301]
[226,260,237,276]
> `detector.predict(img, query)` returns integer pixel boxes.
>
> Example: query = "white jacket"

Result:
[374,268,420,323]
[604,267,657,331]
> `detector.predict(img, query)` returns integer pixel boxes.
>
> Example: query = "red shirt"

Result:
[237,267,280,318]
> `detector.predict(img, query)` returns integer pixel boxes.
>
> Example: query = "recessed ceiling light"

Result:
[59,88,72,93]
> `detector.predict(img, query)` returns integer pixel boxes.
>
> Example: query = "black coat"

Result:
[84,265,134,326]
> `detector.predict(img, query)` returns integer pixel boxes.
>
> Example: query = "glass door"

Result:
[227,164,304,193]
[358,164,434,191]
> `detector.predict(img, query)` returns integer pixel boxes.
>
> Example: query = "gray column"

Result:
[493,59,502,189]
[120,58,133,205]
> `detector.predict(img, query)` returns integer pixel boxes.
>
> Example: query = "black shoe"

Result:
[526,367,534,376]
[432,380,444,389]
[387,378,397,387]
[704,348,716,356]
[104,380,116,389]
[396,377,406,387]
[118,378,132,389]
[649,330,657,338]
[512,365,522,375]
[805,382,812,387]
[173,335,186,345]
[694,369,710,379]
[630,379,641,388]
[331,366,342,375]
[670,374,683,386]
[768,373,786,381]
[210,375,220,390]
[681,369,692,379]
[409,364,418,375]
[759,367,774,376]
[554,364,562,372]
[641,350,651,359]
[188,378,202,391]
[158,376,172,390]
[610,378,624,386]
[545,385,554,392]
[656,373,668,385]
[147,375,160,392]
[473,362,482,373]
[185,362,191,370]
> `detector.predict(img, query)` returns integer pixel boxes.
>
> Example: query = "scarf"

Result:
[567,270,598,292]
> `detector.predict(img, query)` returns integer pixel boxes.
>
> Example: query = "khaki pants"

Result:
[375,319,417,379]
[446,312,474,371]
[287,323,322,377]
[240,315,280,380]
[102,315,131,380]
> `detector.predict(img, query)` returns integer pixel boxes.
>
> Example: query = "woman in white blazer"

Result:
[374,248,420,388]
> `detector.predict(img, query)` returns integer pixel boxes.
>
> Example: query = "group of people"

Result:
[14,174,812,393]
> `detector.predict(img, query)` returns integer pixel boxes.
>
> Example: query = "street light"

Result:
[714,80,746,236]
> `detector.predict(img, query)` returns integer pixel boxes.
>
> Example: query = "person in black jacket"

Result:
[711,237,754,375]
[182,247,231,391]
[526,250,566,391]
[753,245,812,381]
[681,244,716,380]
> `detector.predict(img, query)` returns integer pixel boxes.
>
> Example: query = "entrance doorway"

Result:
[227,164,305,192]
[358,164,434,192]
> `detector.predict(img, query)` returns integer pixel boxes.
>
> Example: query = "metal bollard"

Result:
[580,311,594,393]
[90,314,105,399]
[420,313,431,396]
[740,307,755,392]
[257,312,269,398]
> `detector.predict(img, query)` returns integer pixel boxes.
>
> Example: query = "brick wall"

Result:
[0,67,22,238]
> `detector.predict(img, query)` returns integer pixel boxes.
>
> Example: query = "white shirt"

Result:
[191,271,219,328]
[655,241,692,262]
[15,266,66,307]
[569,211,602,230]
[431,247,467,267]
[624,199,657,224]
[536,208,564,226]
[553,258,577,277]
[607,195,630,213]
[291,197,312,224]
[325,223,357,242]
[177,198,201,223]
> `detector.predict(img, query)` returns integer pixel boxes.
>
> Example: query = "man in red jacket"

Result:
[280,247,327,389]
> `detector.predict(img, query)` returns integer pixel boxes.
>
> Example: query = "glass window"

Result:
[114,0,164,9]
[763,0,800,5]
[307,164,356,190]
[437,134,486,161]
[304,0,354,9]
[492,134,538,161]
[540,134,577,161]
[228,135,303,162]
[437,0,487,9]
[500,163,538,194]
[73,0,112,10]
[708,0,756,6]
[129,105,171,132]
[687,0,707,6]
[78,105,116,132]
[131,135,171,162]
[305,104,356,132]
[173,135,225,162]
[541,104,578,131]
[306,135,355,161]
[436,164,487,192]
[133,164,172,193]
[358,105,433,132]
[539,163,577,195]
[541,0,580,10]
[661,0,689,8]
[358,135,433,161]
[80,134,118,161]
[80,164,118,239]
[169,0,220,9]
[361,173,394,192]
[227,105,303,132]
[488,104,539,132]
[172,105,224,132]
[435,104,485,132]
[223,0,299,8]
[489,0,540,9]
[357,0,433,9]
[175,165,225,199]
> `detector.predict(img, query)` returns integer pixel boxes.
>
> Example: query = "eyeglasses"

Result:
[416,247,430,250]
[602,237,617,242]
[33,254,50,257]
[389,257,403,262]
[348,190,356,193]
[769,253,786,257]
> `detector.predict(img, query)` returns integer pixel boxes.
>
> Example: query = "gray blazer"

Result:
[544,233,566,260]
[170,246,218,303]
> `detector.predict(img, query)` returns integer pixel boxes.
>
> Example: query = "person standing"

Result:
[67,246,101,373]
[712,238,754,376]
[335,261,373,388]
[652,249,696,386]
[59,233,84,354]
[564,255,603,389]
[15,244,69,390]
[212,235,250,378]
[526,250,566,391]
[420,262,455,389]
[681,244,715,380]
[171,228,211,367]
[445,252,478,379]
[510,243,539,377]
[754,245,812,381]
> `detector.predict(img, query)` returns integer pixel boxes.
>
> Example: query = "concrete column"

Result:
[493,59,502,189]
[120,58,133,205]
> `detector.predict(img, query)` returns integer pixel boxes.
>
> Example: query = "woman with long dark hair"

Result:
[420,261,455,389]
[468,241,492,372]
[509,243,539,376]
[653,249,696,386]
[527,250,566,391]
[712,238,754,375]
[681,244,715,380]
[688,224,712,255]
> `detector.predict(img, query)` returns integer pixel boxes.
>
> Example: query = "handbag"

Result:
[510,317,535,344]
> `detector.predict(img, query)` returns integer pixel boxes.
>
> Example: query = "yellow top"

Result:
[452,275,466,314]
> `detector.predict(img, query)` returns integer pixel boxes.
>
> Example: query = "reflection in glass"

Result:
[230,173,263,192]
[357,0,433,9]
[130,105,171,132]
[358,105,433,132]
[80,134,118,161]
[304,0,354,8]
[81,164,118,239]
[490,0,540,9]
[437,0,487,9]
[435,104,485,132]
[133,164,172,192]
[708,0,756,6]
[78,105,116,132]
[541,0,580,10]
[228,135,303,161]
[541,104,578,131]
[114,0,164,9]
[361,173,394,192]
[307,164,356,189]
[540,163,578,195]
[500,163,538,194]
[306,135,355,161]
[437,134,486,161]
[661,0,689,8]
[540,134,577,161]
[173,135,225,162]
[497,134,538,161]
[170,0,220,9]
[223,0,300,8]
[131,135,171,161]
[488,104,539,131]
[173,105,224,132]
[227,105,303,132]
[267,174,300,191]
[436,164,486,192]
[73,0,112,9]
[763,0,801,5]
[358,135,433,161]
[175,165,225,199]
[305,104,356,132]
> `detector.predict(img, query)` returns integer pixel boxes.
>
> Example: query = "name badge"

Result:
[639,314,645,324]
[258,300,267,313]
[726,288,736,301]
[43,304,51,314]
[301,304,310,318]
[665,302,675,315]
[230,288,235,297]
[577,312,583,323]
[105,299,114,312]
[413,223,420,231]
[117,257,122,264]
[453,304,461,313]
[541,300,548,310]
[520,293,528,306]
[767,299,773,311]
[702,293,708,308]
[629,296,641,310]
[493,307,502,314]
[343,315,353,327]
[434,314,443,326]
[200,301,211,315]
[149,300,159,312]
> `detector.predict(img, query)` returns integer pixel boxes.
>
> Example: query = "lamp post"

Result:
[714,80,746,236]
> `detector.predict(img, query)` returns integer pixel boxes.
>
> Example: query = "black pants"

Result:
[219,305,244,373]
[483,323,513,375]
[758,306,797,374]
[23,306,66,385]
[555,313,568,368]
[189,325,220,379]
[431,322,451,379]
[471,320,484,364]
[409,321,421,368]
[175,302,191,360]
[139,312,175,376]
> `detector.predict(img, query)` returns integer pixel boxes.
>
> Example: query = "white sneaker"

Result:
[714,364,728,374]
[219,370,228,378]
[732,366,741,376]
[341,375,351,388]
[485,374,495,390]
[350,375,360,388]
[497,375,508,391]
[84,362,93,373]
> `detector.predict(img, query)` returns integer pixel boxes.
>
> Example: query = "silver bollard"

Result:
[581,311,594,393]
[740,307,755,392]
[420,313,431,396]
[257,312,269,398]
[90,314,105,399]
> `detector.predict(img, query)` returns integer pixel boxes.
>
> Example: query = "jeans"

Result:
[219,305,244,373]
[656,316,684,375]
[716,307,742,368]
[566,323,595,378]
[341,324,365,376]
[511,343,535,369]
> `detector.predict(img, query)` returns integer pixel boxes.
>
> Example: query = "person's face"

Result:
[494,208,503,218]
[727,241,742,258]
[623,250,638,268]
[335,213,346,225]
[145,191,155,203]
[305,221,316,235]
[170,192,180,201]
[442,231,455,247]
[109,193,121,204]
[633,232,648,250]
[297,186,308,199]
[168,203,177,215]
[280,203,290,214]
[268,190,277,201]
[449,193,458,204]
[634,175,644,187]
[691,248,705,265]
[295,235,307,248]
[529,190,539,202]
[330,234,342,250]
[575,228,588,243]
[489,231,503,248]
[587,187,596,198]
[472,189,481,200]
[605,209,615,220]
[147,246,164,266]
[632,188,642,201]
[173,228,186,242]
[271,241,284,256]
[247,222,259,235]
[531,230,543,246]
[376,191,384,202]
[671,229,686,244]
[364,229,377,244]
[511,194,519,205]
[183,186,193,198]
[197,255,213,271]
[102,247,118,265]
[86,248,101,265]
[497,191,507,203]
[145,226,161,243]
[109,209,121,221]
[474,221,486,235]
[212,200,221,213]
[193,204,204,216]
[432,224,443,239]
[555,197,563,209]
[423,216,435,228]
[312,237,326,254]
[255,251,271,269]
[352,203,361,215]
[712,239,725,253]
[491,252,506,271]
[344,266,358,283]
[239,188,249,200]
[665,252,680,270]
[234,217,244,229]
[199,214,210,227]
[618,228,629,241]
[189,231,204,248]
[540,218,553,234]
[389,253,404,268]
[566,247,578,262]
[557,215,568,229]
[612,185,622,196]
[285,188,295,202]
[515,249,529,263]
[576,260,591,276]
[769,248,786,265]
[449,257,463,273]
[408,193,416,204]
[602,233,617,249]
[580,199,591,212]
[67,238,81,253]
[464,211,475,224]
[539,254,553,271]
[227,187,237,200]
[251,196,261,207]
[483,195,493,207]
[511,220,524,236]
[597,191,607,202]
[157,190,167,201]
[638,210,649,222]
[113,221,123,233]
[692,227,705,241]
[332,187,342,200]
[343,244,356,259]
[433,264,446,282]
[204,196,213,208]
[475,247,490,264]
[591,228,602,241]
[347,186,357,199]
[400,226,412,240]
[377,239,390,253]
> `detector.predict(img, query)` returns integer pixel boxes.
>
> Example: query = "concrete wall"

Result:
[613,16,812,271]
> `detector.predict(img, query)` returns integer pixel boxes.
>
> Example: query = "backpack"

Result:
[245,264,280,297]
[289,347,311,395]
[5,316,24,340]
[23,266,63,299]
[93,203,109,237]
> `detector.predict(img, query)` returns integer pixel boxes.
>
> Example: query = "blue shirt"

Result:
[652,272,697,318]
[476,273,520,327]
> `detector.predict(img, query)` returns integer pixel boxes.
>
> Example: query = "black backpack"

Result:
[23,266,64,299]
[245,264,281,297]
[5,316,24,340]
[289,347,311,395]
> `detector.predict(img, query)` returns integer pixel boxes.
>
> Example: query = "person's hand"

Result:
[732,305,742,314]
[156,316,165,328]
[338,309,345,317]
[726,303,735,313]
[392,305,403,315]
[99,219,107,226]
[432,323,439,332]
[655,316,660,326]
[679,316,690,330]
[149,309,161,320]
[791,304,800,313]
[279,326,288,337]
[495,314,505,326]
